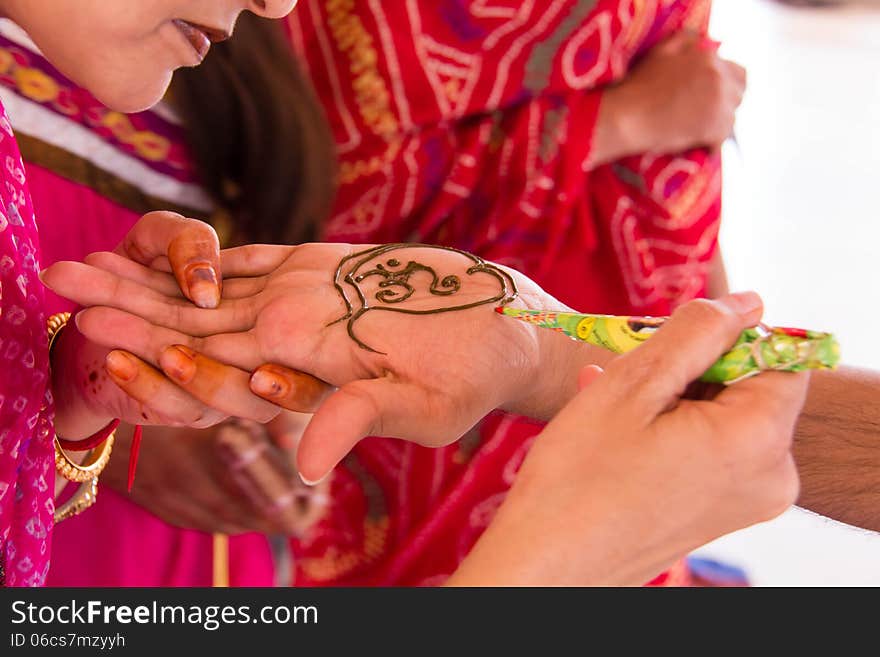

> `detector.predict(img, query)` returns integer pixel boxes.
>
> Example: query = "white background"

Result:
[690,0,880,585]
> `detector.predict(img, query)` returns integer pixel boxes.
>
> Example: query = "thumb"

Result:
[296,379,398,485]
[295,377,468,485]
[116,211,222,309]
[655,29,699,55]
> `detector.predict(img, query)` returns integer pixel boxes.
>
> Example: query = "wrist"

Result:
[50,322,114,440]
[501,317,616,420]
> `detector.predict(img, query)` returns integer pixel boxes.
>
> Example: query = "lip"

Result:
[172,19,230,62]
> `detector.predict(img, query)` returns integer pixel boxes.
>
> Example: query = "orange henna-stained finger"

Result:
[250,363,334,414]
[116,211,222,309]
[104,350,225,428]
[158,345,282,424]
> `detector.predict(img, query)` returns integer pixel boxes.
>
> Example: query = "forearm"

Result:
[794,366,880,532]
[495,279,617,421]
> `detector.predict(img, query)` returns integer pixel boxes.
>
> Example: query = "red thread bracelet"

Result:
[57,419,120,451]
[56,419,143,491]
[127,424,143,492]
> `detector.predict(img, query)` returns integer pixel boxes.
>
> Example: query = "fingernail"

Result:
[251,369,289,399]
[298,471,328,487]
[185,264,220,309]
[105,351,137,383]
[720,291,762,316]
[159,345,196,384]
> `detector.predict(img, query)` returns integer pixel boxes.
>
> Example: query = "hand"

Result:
[41,242,613,482]
[101,414,328,536]
[593,32,746,163]
[46,212,279,440]
[449,293,809,586]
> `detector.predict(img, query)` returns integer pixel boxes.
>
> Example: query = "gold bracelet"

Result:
[47,311,72,355]
[54,477,99,523]
[54,432,115,482]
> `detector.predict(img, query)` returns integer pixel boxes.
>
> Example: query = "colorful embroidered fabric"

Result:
[0,97,53,587]
[288,0,724,586]
[0,23,274,587]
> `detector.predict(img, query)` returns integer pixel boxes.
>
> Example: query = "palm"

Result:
[235,244,542,447]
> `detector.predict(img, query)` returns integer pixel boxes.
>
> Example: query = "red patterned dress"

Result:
[287,0,730,586]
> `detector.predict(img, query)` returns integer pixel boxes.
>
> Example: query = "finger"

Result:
[116,211,222,309]
[221,276,269,299]
[577,365,604,391]
[250,364,335,415]
[75,306,266,371]
[104,350,226,428]
[296,379,466,485]
[43,261,256,336]
[84,256,270,299]
[714,370,810,440]
[612,292,764,415]
[220,244,297,277]
[158,346,282,424]
[84,251,185,298]
[43,260,197,326]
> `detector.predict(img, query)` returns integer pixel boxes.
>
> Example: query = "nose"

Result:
[247,0,298,19]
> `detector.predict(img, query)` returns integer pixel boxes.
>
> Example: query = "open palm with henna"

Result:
[42,243,609,482]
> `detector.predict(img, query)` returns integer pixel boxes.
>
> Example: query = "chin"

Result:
[86,71,174,114]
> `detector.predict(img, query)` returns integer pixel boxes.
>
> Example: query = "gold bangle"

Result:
[47,311,72,355]
[54,431,115,482]
[54,477,99,523]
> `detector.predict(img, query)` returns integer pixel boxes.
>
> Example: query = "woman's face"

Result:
[2,0,297,112]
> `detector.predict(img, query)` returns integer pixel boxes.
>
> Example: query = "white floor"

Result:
[690,0,880,585]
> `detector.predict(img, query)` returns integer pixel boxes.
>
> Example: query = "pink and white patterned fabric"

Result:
[0,98,53,587]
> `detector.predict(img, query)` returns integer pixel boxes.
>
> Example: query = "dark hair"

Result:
[171,13,335,245]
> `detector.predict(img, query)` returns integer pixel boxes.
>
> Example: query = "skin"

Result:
[16,0,871,583]
[44,242,880,542]
[131,26,743,534]
[41,243,615,484]
[0,0,298,112]
[48,268,817,583]
[0,0,300,497]
[590,32,747,166]
[448,295,809,586]
[14,2,744,533]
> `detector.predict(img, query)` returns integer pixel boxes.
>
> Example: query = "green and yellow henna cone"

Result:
[495,307,840,385]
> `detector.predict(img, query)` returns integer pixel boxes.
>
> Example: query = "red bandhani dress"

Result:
[288,0,728,586]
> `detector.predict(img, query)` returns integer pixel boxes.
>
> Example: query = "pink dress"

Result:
[0,97,53,587]
[0,23,274,586]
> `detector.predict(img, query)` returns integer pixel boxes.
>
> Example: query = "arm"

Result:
[587,33,746,168]
[794,366,880,532]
